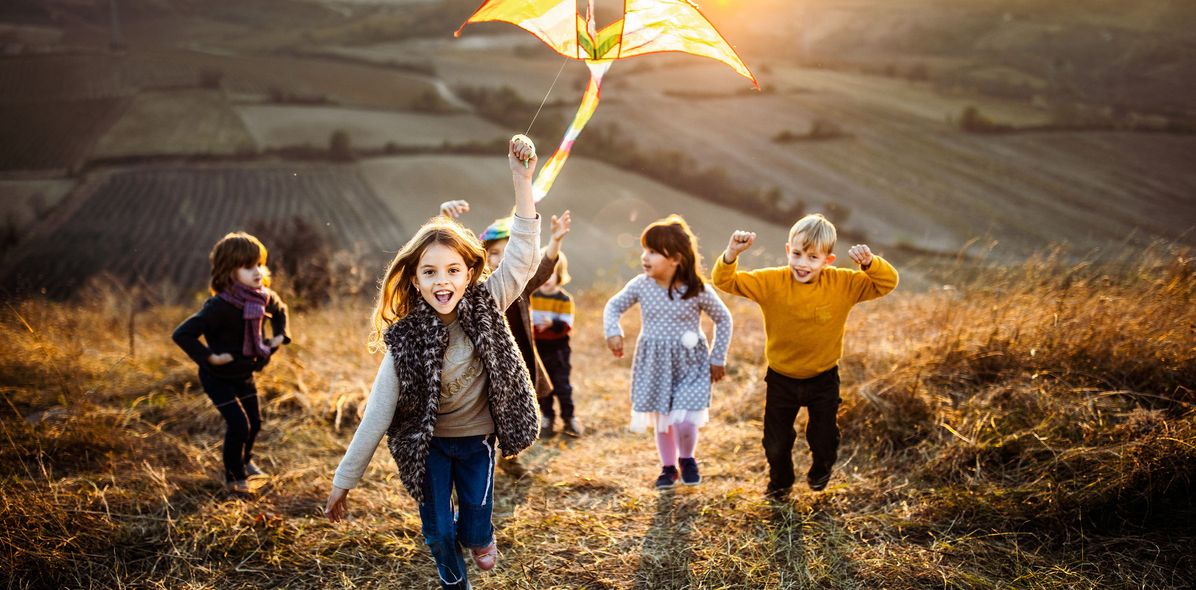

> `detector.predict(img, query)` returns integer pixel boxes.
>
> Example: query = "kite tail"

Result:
[533,60,612,202]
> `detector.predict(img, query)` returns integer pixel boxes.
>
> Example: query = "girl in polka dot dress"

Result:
[603,215,733,489]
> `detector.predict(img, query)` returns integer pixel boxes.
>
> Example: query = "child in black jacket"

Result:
[173,232,290,493]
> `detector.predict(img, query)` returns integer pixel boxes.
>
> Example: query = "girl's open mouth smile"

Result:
[434,290,453,304]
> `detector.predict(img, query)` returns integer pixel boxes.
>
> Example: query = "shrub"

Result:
[957,105,1011,133]
[329,130,353,162]
[198,68,223,90]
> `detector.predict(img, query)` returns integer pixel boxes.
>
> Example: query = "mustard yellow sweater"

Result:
[711,255,898,379]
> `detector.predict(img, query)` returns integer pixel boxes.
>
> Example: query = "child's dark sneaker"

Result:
[654,466,679,489]
[562,417,584,438]
[765,485,791,501]
[245,462,269,479]
[678,457,701,486]
[539,415,554,439]
[807,471,832,491]
[225,479,250,494]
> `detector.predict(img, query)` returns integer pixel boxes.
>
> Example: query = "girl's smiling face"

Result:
[413,243,474,322]
[233,265,265,289]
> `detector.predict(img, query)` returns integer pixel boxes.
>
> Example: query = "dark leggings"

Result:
[535,338,574,419]
[199,370,261,482]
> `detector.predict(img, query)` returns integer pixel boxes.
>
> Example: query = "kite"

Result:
[456,0,758,201]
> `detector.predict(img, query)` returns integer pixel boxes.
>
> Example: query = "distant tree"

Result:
[250,217,333,308]
[786,199,807,219]
[808,118,844,139]
[409,89,453,113]
[329,130,353,161]
[824,202,851,226]
[198,68,223,90]
[958,105,1011,133]
[907,62,930,82]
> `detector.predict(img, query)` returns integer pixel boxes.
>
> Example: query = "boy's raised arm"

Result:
[712,258,766,301]
[849,249,899,303]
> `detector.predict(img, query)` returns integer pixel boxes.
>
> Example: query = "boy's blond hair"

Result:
[547,249,571,286]
[788,213,837,254]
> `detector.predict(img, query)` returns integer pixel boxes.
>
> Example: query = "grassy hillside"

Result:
[1,251,1192,588]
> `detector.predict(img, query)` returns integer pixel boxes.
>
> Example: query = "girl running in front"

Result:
[324,136,542,590]
[603,214,733,489]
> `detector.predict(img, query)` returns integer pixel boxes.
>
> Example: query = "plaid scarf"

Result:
[218,283,272,359]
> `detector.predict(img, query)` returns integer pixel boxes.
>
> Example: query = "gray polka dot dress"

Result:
[604,275,733,432]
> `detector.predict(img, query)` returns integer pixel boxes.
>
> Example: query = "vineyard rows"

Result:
[0,164,408,296]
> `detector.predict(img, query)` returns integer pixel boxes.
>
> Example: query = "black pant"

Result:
[762,366,841,489]
[199,370,261,482]
[535,338,574,419]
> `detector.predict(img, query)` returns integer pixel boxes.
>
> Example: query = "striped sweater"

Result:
[530,288,574,341]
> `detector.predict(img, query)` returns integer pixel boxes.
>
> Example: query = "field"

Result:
[617,60,1196,254]
[0,164,407,296]
[0,98,129,172]
[358,156,795,285]
[339,34,1196,257]
[236,105,506,150]
[91,90,257,159]
[1,253,1193,588]
[0,50,440,109]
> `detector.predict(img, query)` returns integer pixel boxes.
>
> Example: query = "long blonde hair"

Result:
[369,218,487,351]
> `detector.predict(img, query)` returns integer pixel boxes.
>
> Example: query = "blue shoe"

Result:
[655,466,679,489]
[678,457,701,486]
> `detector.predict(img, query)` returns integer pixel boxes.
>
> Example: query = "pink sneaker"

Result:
[471,541,498,571]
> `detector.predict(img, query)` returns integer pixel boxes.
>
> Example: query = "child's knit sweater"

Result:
[530,288,574,341]
[712,255,898,379]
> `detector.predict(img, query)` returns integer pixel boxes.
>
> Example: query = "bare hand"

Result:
[710,364,726,383]
[208,352,234,366]
[325,486,349,522]
[439,199,471,218]
[607,336,624,358]
[269,335,285,349]
[509,135,537,179]
[848,244,873,267]
[550,210,572,243]
[725,230,756,262]
[535,319,552,332]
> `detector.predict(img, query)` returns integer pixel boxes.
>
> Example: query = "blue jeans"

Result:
[419,434,497,590]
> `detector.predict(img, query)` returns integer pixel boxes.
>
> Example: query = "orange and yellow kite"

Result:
[456,0,758,201]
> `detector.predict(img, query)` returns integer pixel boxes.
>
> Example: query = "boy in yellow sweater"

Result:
[712,213,898,498]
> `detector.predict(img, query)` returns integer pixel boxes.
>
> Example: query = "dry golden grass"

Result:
[2,249,1194,589]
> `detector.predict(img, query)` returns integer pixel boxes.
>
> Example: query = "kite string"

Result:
[525,55,572,135]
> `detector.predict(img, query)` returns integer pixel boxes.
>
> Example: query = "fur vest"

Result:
[383,282,539,503]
